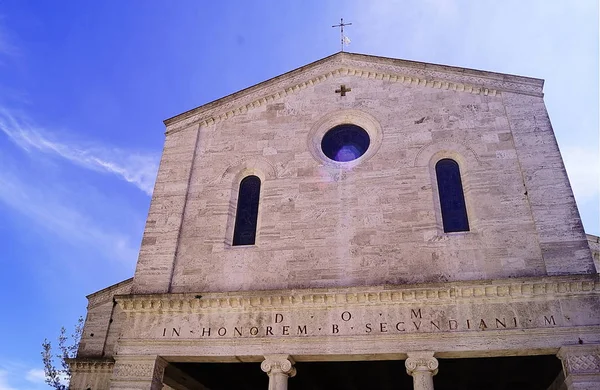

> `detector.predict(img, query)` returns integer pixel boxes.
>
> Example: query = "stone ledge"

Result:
[86,278,133,309]
[66,357,115,372]
[115,274,599,313]
[113,326,600,360]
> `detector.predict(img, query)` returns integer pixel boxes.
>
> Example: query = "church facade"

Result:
[68,52,600,390]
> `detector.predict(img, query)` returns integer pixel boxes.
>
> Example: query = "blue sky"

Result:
[0,1,597,389]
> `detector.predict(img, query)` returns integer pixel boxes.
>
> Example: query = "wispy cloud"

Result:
[0,20,15,59]
[0,167,139,263]
[0,370,17,390]
[0,108,160,195]
[24,369,45,385]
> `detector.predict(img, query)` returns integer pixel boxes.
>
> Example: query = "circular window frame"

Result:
[308,109,383,168]
[321,124,371,162]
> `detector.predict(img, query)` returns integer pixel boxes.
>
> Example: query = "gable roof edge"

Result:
[164,52,545,134]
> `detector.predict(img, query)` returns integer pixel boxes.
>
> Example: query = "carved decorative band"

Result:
[113,363,155,378]
[166,67,500,135]
[112,358,168,380]
[115,276,599,313]
[68,360,114,373]
[564,354,600,375]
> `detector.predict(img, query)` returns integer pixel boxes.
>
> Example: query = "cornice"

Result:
[66,358,115,372]
[86,278,133,309]
[115,274,599,314]
[164,52,544,136]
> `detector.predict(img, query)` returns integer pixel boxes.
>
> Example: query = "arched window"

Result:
[232,175,261,246]
[435,159,469,233]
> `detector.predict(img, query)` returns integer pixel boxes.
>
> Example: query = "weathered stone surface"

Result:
[67,358,114,390]
[588,235,599,273]
[74,52,599,389]
[130,52,592,294]
[558,345,600,390]
[107,274,600,360]
[77,278,132,358]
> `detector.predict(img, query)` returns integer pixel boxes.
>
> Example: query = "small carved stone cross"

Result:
[335,85,351,96]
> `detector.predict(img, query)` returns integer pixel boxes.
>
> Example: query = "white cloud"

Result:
[0,370,17,390]
[0,167,139,263]
[0,108,160,195]
[562,146,600,203]
[24,369,45,384]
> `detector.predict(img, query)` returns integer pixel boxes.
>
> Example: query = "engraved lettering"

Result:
[341,311,352,322]
[544,315,556,326]
[153,306,553,339]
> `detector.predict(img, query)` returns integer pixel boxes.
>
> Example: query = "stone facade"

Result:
[588,234,600,273]
[69,52,600,390]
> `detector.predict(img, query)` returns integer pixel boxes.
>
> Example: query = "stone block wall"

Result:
[588,234,599,273]
[130,53,594,294]
[77,278,132,358]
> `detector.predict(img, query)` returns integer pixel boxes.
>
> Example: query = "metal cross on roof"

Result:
[332,18,352,52]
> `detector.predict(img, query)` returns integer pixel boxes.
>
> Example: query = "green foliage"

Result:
[41,316,84,390]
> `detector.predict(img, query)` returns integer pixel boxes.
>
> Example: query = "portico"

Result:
[69,273,600,389]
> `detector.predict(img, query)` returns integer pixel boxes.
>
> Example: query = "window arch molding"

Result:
[232,175,261,246]
[426,149,477,234]
[307,109,384,168]
[222,158,276,247]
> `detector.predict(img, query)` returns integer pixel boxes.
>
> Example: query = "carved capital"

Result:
[112,356,168,385]
[405,351,439,376]
[261,355,296,378]
[66,358,114,373]
[558,345,600,377]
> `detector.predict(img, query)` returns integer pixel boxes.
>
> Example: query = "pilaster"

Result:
[68,358,114,390]
[261,355,296,390]
[558,345,600,390]
[405,351,439,390]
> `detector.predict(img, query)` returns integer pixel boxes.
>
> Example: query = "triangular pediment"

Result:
[164,52,544,134]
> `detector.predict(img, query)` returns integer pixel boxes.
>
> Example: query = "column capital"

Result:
[405,351,439,376]
[111,356,168,390]
[261,354,296,378]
